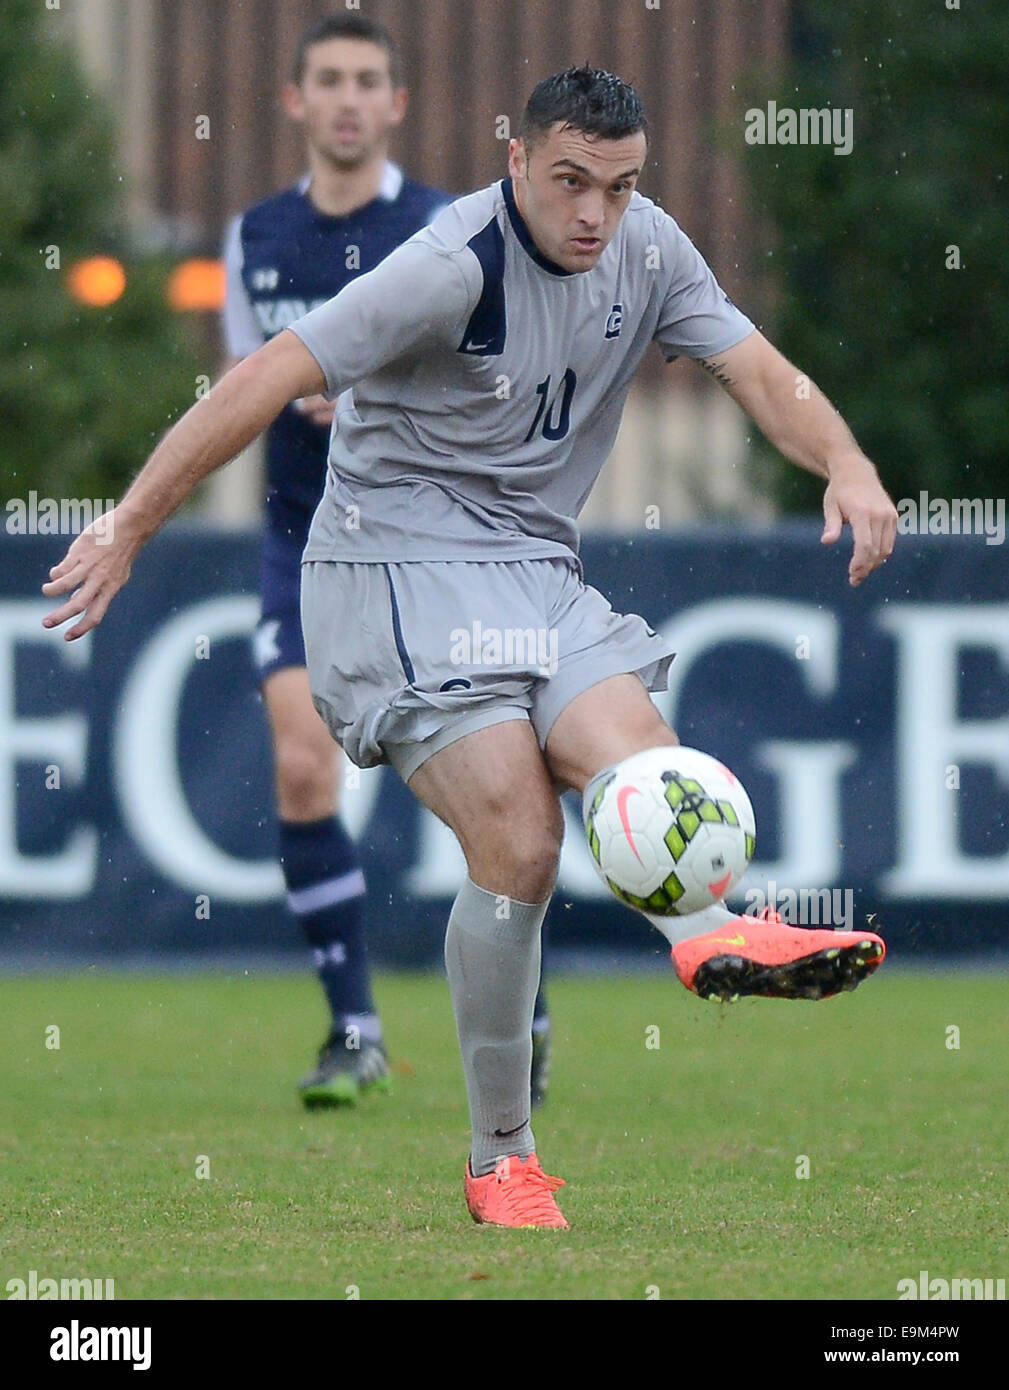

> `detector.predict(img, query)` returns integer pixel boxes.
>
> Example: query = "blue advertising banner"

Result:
[1,524,1007,963]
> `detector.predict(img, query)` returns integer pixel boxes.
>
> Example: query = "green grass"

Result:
[0,969,1005,1300]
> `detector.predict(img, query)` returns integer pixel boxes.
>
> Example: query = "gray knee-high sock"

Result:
[445,876,548,1177]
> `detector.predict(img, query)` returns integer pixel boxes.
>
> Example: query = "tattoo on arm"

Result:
[698,356,735,388]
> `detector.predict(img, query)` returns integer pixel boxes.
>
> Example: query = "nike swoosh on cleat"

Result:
[709,934,746,946]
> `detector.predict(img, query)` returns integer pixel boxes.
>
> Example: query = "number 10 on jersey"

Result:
[524,369,578,443]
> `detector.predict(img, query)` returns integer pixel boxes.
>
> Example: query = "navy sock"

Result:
[532,981,549,1032]
[278,817,380,1037]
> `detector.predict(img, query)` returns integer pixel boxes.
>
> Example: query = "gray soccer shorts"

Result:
[301,556,675,782]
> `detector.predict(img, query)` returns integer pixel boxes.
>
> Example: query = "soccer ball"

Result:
[584,746,756,916]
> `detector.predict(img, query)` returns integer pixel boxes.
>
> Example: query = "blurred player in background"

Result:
[223,13,550,1108]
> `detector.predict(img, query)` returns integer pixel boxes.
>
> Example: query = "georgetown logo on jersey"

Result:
[605,304,623,339]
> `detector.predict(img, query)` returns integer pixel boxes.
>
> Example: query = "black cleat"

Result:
[531,1021,552,1109]
[299,1029,391,1108]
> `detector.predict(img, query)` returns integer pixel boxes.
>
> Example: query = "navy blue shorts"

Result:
[252,518,308,682]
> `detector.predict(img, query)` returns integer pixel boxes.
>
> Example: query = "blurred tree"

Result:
[741,0,1008,511]
[0,0,199,507]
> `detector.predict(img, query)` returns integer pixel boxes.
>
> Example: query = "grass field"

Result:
[1,968,1005,1300]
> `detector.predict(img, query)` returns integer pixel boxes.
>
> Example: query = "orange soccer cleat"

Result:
[464,1153,570,1229]
[671,907,885,1002]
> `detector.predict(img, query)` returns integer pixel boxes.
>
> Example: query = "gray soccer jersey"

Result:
[289,176,754,563]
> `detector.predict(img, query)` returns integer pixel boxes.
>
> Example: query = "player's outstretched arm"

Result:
[42,330,325,640]
[696,330,898,586]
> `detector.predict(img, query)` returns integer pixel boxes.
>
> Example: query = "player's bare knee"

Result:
[274,739,336,820]
[469,847,558,904]
[463,800,563,902]
[504,826,562,898]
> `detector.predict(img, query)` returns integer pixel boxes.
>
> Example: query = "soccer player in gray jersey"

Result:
[45,67,897,1230]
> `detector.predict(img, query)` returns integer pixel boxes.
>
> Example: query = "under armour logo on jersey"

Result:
[253,618,281,670]
[605,304,623,339]
[251,267,279,291]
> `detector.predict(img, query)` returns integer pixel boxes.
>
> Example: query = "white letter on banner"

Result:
[334,764,383,841]
[652,600,856,892]
[879,605,1009,896]
[114,597,283,900]
[0,602,96,896]
[407,809,467,897]
[752,740,856,888]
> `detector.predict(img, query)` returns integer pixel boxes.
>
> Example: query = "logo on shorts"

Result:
[605,304,623,339]
[439,678,473,693]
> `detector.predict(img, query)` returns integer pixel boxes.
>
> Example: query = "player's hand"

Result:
[41,509,141,640]
[821,456,899,587]
[293,394,335,428]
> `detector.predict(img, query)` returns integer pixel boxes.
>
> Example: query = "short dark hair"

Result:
[518,66,647,149]
[292,13,402,87]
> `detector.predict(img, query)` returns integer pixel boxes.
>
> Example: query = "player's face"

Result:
[284,39,407,168]
[508,125,648,273]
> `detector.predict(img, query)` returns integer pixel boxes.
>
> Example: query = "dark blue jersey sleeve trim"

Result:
[458,217,507,356]
[501,176,573,279]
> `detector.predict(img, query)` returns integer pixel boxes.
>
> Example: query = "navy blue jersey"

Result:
[223,163,449,542]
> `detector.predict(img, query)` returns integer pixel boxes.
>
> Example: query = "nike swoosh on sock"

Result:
[493,1120,529,1139]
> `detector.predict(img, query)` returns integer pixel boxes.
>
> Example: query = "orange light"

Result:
[66,256,127,307]
[167,258,225,312]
